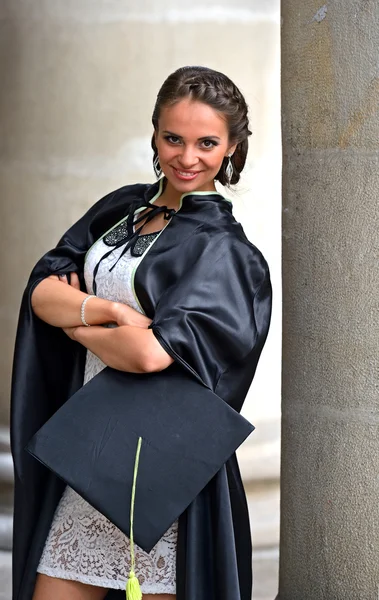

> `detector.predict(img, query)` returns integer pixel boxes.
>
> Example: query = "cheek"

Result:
[206,148,227,170]
[157,144,176,163]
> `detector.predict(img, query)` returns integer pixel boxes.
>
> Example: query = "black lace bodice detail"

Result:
[103,221,160,257]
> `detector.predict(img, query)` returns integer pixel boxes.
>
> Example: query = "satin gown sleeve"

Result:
[149,233,272,393]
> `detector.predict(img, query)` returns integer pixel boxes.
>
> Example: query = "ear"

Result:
[226,142,238,158]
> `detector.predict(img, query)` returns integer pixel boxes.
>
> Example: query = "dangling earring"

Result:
[225,153,234,183]
[153,154,162,178]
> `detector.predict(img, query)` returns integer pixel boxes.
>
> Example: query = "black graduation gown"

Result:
[10,179,272,600]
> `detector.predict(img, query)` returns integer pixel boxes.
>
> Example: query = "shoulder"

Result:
[55,182,152,249]
[78,182,153,234]
[208,218,270,287]
[188,225,270,302]
[90,182,151,213]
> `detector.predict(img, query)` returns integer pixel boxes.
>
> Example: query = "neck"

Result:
[158,179,181,210]
[157,177,218,210]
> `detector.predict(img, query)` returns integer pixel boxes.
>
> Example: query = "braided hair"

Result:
[151,66,252,186]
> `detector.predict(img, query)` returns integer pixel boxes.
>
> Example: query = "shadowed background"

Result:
[0,2,281,599]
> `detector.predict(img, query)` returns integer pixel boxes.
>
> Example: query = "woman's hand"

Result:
[62,325,79,340]
[112,302,152,329]
[54,272,81,290]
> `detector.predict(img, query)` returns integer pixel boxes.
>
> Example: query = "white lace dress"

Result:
[37,224,178,594]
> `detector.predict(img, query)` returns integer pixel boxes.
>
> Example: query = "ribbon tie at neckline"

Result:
[92,200,177,296]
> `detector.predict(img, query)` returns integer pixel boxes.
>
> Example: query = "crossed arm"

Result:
[31,273,174,374]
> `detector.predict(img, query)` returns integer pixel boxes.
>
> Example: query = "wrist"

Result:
[108,301,123,324]
[80,295,96,327]
[71,325,81,341]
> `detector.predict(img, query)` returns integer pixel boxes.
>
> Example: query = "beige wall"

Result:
[280,2,379,598]
[0,0,281,483]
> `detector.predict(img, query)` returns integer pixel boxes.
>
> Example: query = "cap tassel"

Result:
[126,436,143,600]
[126,572,142,600]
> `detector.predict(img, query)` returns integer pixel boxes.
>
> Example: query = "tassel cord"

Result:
[126,437,143,600]
[129,436,142,576]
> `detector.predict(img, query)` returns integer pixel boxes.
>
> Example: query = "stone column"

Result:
[280,2,379,598]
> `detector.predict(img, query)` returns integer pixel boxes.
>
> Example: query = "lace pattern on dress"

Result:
[37,232,177,593]
[37,486,178,592]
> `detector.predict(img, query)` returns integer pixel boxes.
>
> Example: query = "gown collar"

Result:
[143,177,233,213]
[92,178,233,295]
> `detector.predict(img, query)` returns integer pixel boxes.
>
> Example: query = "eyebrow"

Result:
[162,130,221,141]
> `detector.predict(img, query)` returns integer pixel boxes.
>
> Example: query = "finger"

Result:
[57,274,68,284]
[70,272,81,290]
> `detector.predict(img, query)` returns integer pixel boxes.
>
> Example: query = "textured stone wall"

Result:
[280,2,379,598]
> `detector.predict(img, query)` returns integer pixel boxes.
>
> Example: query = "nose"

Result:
[177,146,199,169]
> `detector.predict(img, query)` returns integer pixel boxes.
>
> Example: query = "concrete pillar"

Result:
[280,2,379,598]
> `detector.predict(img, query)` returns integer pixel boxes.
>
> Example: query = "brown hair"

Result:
[151,66,252,186]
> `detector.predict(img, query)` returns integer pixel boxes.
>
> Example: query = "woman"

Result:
[11,66,272,600]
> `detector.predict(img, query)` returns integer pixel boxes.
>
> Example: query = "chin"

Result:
[163,167,215,194]
[170,179,203,193]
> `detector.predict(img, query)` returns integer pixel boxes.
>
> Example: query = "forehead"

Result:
[158,98,228,138]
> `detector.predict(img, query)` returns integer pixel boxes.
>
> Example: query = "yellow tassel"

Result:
[126,437,143,600]
[126,571,142,600]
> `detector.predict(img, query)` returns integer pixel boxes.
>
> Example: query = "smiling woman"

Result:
[151,66,251,194]
[155,98,237,190]
[11,66,272,600]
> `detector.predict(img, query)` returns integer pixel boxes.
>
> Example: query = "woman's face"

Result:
[154,98,237,194]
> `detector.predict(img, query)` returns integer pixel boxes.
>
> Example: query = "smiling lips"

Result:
[172,166,201,181]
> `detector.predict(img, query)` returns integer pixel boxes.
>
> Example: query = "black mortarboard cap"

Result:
[26,363,254,553]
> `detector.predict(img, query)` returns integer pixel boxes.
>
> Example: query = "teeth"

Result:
[176,169,197,177]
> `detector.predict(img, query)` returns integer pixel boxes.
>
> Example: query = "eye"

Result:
[164,135,182,145]
[201,139,218,149]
